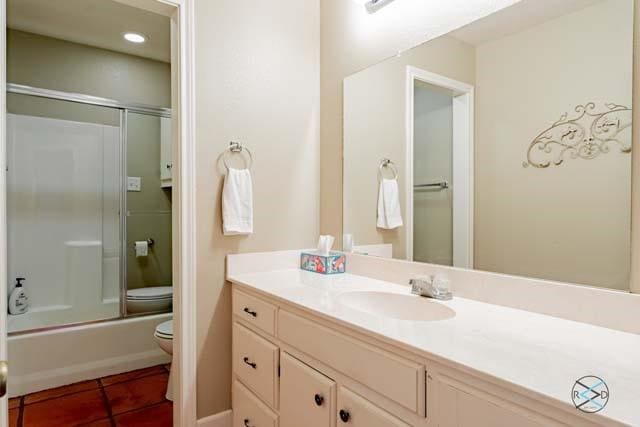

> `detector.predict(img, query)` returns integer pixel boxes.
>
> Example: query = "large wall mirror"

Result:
[343,0,634,291]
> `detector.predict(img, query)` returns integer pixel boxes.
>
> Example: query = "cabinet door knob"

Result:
[314,393,324,406]
[243,357,257,369]
[339,409,350,423]
[244,419,253,427]
[243,307,257,317]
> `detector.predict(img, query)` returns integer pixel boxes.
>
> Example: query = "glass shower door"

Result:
[124,112,173,316]
[6,94,122,332]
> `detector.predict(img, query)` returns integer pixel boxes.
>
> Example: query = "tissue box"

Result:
[300,251,346,275]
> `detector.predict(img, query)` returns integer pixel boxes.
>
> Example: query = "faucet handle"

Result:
[410,276,433,296]
[432,274,453,300]
[433,274,451,293]
[410,274,453,300]
[409,275,433,286]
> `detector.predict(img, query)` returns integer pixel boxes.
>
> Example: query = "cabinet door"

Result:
[437,380,542,427]
[280,352,335,427]
[336,387,410,427]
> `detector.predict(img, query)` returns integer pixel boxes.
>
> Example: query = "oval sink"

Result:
[338,291,456,322]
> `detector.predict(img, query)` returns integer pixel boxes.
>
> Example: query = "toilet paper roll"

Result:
[135,241,149,257]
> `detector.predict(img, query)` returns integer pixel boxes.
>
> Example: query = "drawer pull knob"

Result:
[244,419,253,427]
[339,409,350,423]
[314,393,324,406]
[243,357,257,369]
[243,307,257,317]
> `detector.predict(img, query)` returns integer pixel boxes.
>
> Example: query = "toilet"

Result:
[126,286,173,314]
[154,319,173,401]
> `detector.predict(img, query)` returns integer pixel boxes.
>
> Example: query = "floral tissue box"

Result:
[300,251,346,275]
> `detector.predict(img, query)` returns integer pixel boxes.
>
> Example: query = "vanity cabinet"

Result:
[231,287,599,427]
[233,288,426,427]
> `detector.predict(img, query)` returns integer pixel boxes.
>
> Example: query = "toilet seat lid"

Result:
[127,286,173,300]
[155,320,173,338]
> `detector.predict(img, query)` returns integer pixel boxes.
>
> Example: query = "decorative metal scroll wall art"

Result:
[523,102,632,168]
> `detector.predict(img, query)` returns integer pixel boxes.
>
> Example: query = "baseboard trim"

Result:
[9,349,170,397]
[197,410,232,427]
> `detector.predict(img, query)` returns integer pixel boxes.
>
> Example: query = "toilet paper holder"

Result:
[133,238,154,248]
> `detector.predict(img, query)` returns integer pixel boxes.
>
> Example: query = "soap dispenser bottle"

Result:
[9,277,29,315]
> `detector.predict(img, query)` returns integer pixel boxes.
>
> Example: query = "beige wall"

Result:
[343,36,475,259]
[194,0,320,417]
[7,29,170,106]
[320,0,520,240]
[474,0,633,289]
[631,0,640,294]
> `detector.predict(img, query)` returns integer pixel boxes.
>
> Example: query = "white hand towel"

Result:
[377,178,403,229]
[222,168,253,235]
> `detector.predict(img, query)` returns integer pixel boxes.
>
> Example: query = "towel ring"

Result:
[223,141,253,170]
[378,158,398,180]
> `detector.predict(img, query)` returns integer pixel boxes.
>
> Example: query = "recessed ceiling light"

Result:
[352,0,396,13]
[365,0,395,13]
[123,32,146,44]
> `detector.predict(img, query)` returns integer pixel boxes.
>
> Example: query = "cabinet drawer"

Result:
[233,380,278,427]
[337,387,410,427]
[233,290,277,336]
[278,310,424,415]
[280,352,336,427]
[233,323,279,408]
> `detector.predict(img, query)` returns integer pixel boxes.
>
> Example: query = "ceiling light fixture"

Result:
[123,32,146,44]
[354,0,396,14]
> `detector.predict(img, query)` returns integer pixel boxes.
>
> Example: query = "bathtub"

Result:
[7,298,120,333]
[7,313,172,397]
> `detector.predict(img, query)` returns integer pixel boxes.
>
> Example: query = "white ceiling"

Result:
[450,0,602,46]
[7,0,170,63]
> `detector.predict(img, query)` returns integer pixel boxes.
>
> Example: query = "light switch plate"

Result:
[127,176,142,192]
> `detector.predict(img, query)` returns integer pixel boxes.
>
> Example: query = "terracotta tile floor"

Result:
[9,365,172,427]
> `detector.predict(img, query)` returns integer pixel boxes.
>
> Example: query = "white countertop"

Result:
[228,268,640,426]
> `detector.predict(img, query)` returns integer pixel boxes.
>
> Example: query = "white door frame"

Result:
[405,66,474,268]
[0,1,7,424]
[0,0,198,426]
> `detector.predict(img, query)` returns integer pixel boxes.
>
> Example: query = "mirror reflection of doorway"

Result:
[413,82,454,265]
[406,67,473,268]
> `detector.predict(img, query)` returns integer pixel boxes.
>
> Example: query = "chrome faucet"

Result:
[410,275,453,300]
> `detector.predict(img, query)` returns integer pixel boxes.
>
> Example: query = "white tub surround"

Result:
[227,250,640,427]
[7,114,121,332]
